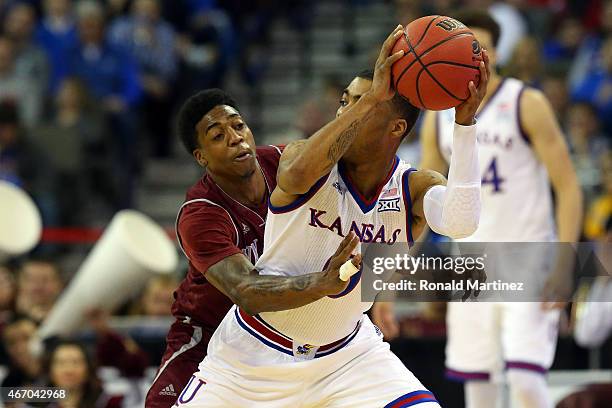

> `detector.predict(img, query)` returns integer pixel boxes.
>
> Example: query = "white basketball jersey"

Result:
[437,78,555,242]
[255,158,415,345]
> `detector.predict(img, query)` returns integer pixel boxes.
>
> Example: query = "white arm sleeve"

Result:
[575,280,612,348]
[423,123,481,239]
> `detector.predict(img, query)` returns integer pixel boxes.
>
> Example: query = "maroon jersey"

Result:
[173,145,282,332]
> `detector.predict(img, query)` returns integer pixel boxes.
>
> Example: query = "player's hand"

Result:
[455,49,491,126]
[541,245,575,310]
[365,25,405,104]
[370,302,400,340]
[320,232,362,296]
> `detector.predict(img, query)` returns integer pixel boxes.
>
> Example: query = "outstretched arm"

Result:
[206,233,362,315]
[276,25,406,196]
[411,51,490,238]
[520,88,583,308]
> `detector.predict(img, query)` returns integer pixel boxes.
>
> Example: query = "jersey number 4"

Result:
[482,157,505,193]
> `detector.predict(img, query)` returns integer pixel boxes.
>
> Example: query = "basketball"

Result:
[391,15,483,110]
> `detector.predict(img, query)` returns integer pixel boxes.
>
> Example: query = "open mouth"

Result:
[234,151,252,162]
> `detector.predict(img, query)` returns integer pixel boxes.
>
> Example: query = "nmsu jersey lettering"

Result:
[437,78,555,242]
[254,157,416,345]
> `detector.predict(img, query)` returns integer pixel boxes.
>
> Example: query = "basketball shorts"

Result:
[174,305,440,408]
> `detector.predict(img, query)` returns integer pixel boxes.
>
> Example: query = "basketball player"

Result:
[145,90,356,406]
[419,11,583,408]
[174,25,490,407]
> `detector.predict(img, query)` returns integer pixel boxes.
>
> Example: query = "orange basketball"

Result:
[391,15,482,110]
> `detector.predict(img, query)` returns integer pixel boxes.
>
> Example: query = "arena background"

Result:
[0,0,610,407]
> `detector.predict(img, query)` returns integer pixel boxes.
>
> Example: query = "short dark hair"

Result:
[453,9,501,48]
[177,89,240,154]
[356,70,421,138]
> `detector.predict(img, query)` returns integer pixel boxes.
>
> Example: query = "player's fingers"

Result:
[382,49,405,70]
[335,233,359,263]
[462,287,472,302]
[331,232,355,257]
[379,25,404,61]
[351,253,362,268]
[467,81,477,100]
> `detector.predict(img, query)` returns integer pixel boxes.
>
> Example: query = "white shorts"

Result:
[445,302,560,382]
[174,305,440,408]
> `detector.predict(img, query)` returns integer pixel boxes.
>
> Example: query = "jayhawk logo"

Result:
[296,344,316,355]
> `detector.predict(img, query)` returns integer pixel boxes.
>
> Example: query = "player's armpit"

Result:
[419,111,449,174]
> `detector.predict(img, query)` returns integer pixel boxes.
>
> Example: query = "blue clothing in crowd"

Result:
[67,43,142,108]
[35,18,79,93]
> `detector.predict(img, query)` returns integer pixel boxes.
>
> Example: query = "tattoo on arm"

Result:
[206,254,325,313]
[327,119,360,163]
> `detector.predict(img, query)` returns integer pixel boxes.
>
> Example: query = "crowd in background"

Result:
[0,0,610,406]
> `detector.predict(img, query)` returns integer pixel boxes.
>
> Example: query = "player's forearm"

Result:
[424,123,481,238]
[233,272,329,315]
[207,255,329,315]
[554,177,583,242]
[278,95,377,194]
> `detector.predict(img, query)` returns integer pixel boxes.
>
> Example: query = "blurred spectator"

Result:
[35,0,79,93]
[542,17,585,73]
[105,0,131,19]
[108,0,178,157]
[69,0,142,208]
[584,152,612,240]
[1,315,41,388]
[0,265,16,327]
[394,0,422,26]
[541,72,570,119]
[176,6,233,91]
[15,259,63,323]
[133,275,178,316]
[86,308,149,378]
[571,36,612,134]
[40,340,123,408]
[296,74,344,138]
[505,36,543,88]
[568,0,612,91]
[33,78,110,225]
[0,101,48,193]
[3,2,49,94]
[0,36,43,127]
[565,102,610,202]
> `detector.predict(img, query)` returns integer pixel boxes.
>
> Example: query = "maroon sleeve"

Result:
[96,331,149,378]
[179,204,242,274]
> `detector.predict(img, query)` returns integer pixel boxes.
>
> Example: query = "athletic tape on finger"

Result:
[339,260,359,281]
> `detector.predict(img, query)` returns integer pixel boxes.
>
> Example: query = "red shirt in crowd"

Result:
[172,145,282,331]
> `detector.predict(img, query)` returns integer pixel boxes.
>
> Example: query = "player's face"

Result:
[337,77,396,154]
[471,27,496,68]
[336,77,372,118]
[194,105,257,178]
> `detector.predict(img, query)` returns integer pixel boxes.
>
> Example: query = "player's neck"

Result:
[341,152,397,201]
[210,165,266,207]
[477,74,503,114]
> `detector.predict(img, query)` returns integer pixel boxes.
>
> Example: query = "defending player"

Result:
[174,25,490,407]
[419,11,583,408]
[145,90,357,407]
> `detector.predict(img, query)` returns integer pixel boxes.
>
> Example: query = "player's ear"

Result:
[193,148,208,168]
[390,119,408,139]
